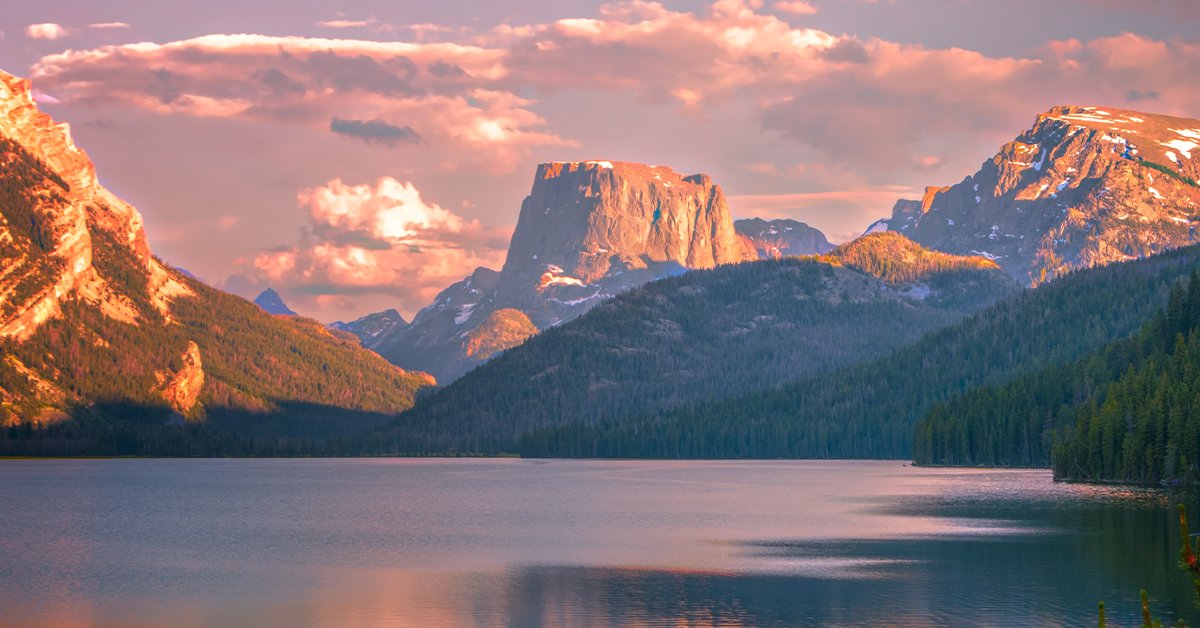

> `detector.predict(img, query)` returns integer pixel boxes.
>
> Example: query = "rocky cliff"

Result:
[878,106,1200,285]
[0,71,191,340]
[359,161,759,383]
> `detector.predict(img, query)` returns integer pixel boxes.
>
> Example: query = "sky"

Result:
[4,0,1200,321]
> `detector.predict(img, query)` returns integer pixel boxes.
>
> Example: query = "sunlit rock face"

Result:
[351,161,760,383]
[0,69,191,340]
[882,106,1200,285]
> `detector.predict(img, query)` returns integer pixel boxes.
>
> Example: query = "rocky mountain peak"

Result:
[881,105,1200,285]
[501,160,754,291]
[351,160,775,383]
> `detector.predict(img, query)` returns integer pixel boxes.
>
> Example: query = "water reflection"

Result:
[0,459,1196,627]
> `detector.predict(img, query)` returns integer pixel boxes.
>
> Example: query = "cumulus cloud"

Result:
[26,23,70,40]
[88,22,131,30]
[247,177,510,314]
[330,116,424,146]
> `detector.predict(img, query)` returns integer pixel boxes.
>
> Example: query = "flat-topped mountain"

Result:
[0,69,433,449]
[354,161,761,382]
[878,105,1200,284]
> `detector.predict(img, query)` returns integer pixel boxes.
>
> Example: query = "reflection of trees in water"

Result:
[459,500,1200,626]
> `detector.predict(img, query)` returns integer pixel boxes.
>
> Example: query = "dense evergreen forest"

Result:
[514,244,1200,459]
[378,234,1015,454]
[914,272,1200,484]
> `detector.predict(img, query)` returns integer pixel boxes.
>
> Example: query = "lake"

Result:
[0,459,1194,626]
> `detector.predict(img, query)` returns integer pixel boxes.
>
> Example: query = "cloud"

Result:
[317,18,377,29]
[330,116,424,147]
[24,21,130,40]
[30,33,572,172]
[26,23,70,40]
[32,3,1200,178]
[774,1,818,14]
[246,177,510,315]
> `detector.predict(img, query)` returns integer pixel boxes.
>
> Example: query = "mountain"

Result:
[328,309,408,348]
[514,243,1200,459]
[735,218,834,258]
[0,70,433,453]
[368,233,1016,454]
[878,106,1200,285]
[253,288,297,316]
[354,161,758,383]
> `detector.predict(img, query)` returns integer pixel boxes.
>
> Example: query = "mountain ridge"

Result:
[878,105,1200,285]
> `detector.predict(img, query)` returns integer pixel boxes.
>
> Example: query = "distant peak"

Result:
[253,288,297,316]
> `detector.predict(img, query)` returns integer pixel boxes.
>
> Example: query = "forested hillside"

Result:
[515,244,1200,459]
[372,234,1014,453]
[914,273,1200,485]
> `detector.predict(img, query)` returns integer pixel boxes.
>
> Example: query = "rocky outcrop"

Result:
[354,162,758,383]
[253,288,296,316]
[0,69,190,340]
[735,218,834,259]
[160,341,204,417]
[880,106,1200,285]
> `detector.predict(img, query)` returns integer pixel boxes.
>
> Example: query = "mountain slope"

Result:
[880,106,1200,285]
[359,161,758,383]
[375,233,1015,454]
[514,243,1200,459]
[0,70,433,453]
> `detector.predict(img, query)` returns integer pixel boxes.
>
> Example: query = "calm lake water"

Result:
[0,459,1195,627]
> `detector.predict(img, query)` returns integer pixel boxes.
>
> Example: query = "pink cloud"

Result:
[26,23,70,40]
[774,1,818,14]
[30,3,1200,179]
[30,34,573,173]
[247,177,511,316]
